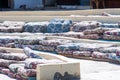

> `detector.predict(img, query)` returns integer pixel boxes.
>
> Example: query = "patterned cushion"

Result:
[83,27,111,35]
[47,19,72,33]
[39,39,73,46]
[92,52,108,59]
[24,58,63,69]
[24,47,43,59]
[0,21,25,33]
[99,47,120,53]
[0,53,28,61]
[57,43,107,51]
[73,51,92,57]
[23,22,49,33]
[104,29,120,36]
[0,59,17,68]
[103,35,120,40]
[108,53,120,61]
[81,34,101,39]
[72,21,101,32]
[24,58,47,69]
[9,63,25,73]
[15,36,46,45]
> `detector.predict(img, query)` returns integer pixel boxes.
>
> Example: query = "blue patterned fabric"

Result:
[15,36,46,45]
[73,51,92,57]
[98,47,120,53]
[15,44,56,52]
[0,36,19,44]
[23,22,49,33]
[57,43,80,51]
[57,43,107,51]
[24,47,43,59]
[108,53,120,61]
[47,19,72,33]
[83,27,109,35]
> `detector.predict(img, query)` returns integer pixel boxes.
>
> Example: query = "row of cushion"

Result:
[56,42,120,62]
[0,47,63,80]
[0,19,119,33]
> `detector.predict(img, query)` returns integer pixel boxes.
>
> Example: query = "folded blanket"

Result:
[15,44,56,52]
[24,58,49,69]
[57,43,80,51]
[103,35,120,40]
[15,36,46,45]
[39,39,73,46]
[24,47,43,59]
[17,67,36,77]
[25,58,63,69]
[92,52,108,59]
[0,21,25,33]
[0,53,28,61]
[0,67,33,80]
[99,47,120,53]
[47,19,72,33]
[72,21,101,32]
[107,53,120,61]
[56,50,74,55]
[0,59,17,68]
[83,27,112,35]
[3,21,25,27]
[9,63,25,73]
[0,36,20,44]
[57,43,107,51]
[9,63,36,77]
[104,29,120,36]
[61,32,84,38]
[73,51,92,57]
[23,22,49,33]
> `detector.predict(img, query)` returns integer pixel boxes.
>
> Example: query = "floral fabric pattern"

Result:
[0,21,25,33]
[72,21,101,32]
[47,19,72,33]
[0,53,28,61]
[23,22,49,33]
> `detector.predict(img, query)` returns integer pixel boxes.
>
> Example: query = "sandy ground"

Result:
[0,8,120,22]
[0,58,120,80]
[0,9,120,16]
[76,59,120,80]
